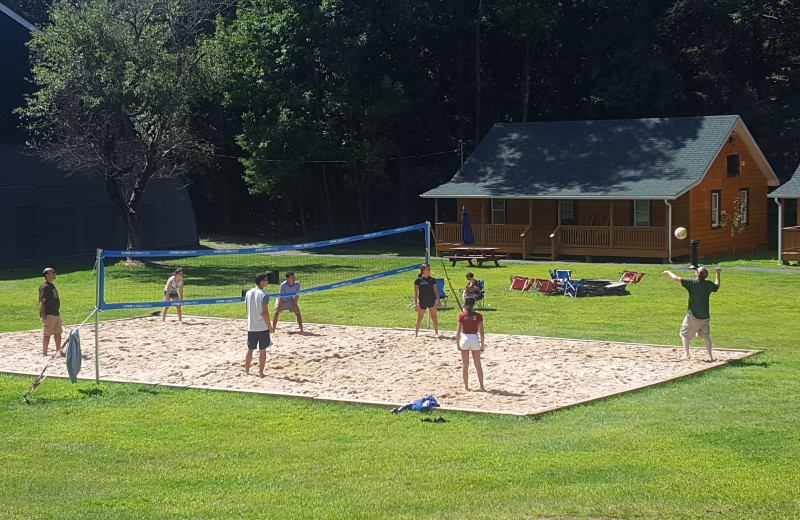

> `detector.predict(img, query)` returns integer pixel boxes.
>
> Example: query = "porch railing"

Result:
[433,222,529,248]
[551,225,667,259]
[782,226,800,251]
[434,222,669,258]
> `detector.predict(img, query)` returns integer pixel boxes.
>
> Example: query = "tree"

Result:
[211,0,461,236]
[720,193,748,253]
[16,0,221,249]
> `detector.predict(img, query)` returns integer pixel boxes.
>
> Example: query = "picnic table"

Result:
[446,246,506,267]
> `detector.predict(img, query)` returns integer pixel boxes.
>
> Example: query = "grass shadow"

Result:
[726,358,770,368]
[77,388,104,397]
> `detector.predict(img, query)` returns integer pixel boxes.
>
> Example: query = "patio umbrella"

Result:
[461,206,475,245]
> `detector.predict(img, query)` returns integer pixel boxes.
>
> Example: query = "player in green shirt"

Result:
[662,266,721,361]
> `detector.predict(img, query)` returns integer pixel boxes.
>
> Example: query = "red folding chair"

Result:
[534,278,558,295]
[619,270,638,284]
[509,276,529,291]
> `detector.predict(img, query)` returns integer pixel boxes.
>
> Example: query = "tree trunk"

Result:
[474,0,483,143]
[298,194,308,240]
[104,174,143,250]
[320,163,336,236]
[521,41,533,122]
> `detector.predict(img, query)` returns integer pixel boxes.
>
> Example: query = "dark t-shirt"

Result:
[39,281,60,316]
[415,275,437,304]
[680,278,718,320]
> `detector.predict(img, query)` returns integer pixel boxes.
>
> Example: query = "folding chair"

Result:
[619,270,638,284]
[534,278,558,295]
[463,280,486,308]
[564,279,584,298]
[435,278,450,308]
[633,272,646,283]
[509,276,529,291]
[550,269,572,284]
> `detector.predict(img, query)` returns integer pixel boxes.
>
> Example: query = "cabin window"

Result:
[559,200,577,225]
[739,188,749,225]
[727,154,741,177]
[490,198,506,224]
[633,200,651,227]
[711,190,721,228]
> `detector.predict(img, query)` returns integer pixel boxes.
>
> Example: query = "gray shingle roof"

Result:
[421,115,758,200]
[769,164,800,198]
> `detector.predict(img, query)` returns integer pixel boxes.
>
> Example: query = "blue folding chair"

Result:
[564,279,584,298]
[549,269,572,283]
[462,279,485,308]
[435,278,450,308]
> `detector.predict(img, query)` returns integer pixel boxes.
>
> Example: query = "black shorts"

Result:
[247,330,272,350]
[418,298,436,310]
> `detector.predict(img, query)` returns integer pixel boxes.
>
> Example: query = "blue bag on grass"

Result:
[411,395,439,412]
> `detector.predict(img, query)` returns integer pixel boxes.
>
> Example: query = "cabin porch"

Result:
[779,226,800,264]
[433,222,686,261]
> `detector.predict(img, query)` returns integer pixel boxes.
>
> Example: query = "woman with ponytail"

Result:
[413,263,441,337]
[456,297,485,391]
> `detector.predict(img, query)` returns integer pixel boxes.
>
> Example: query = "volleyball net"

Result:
[96,223,430,311]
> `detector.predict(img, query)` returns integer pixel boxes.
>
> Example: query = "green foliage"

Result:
[3,252,800,518]
[720,192,748,242]
[16,0,216,249]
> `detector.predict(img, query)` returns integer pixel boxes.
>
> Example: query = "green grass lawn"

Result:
[2,250,800,519]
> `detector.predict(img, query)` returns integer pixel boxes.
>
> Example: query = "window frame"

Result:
[711,190,721,229]
[490,198,506,225]
[739,188,749,226]
[727,154,741,177]
[559,200,577,225]
[633,200,651,227]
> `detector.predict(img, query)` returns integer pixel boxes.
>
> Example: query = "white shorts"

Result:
[459,333,481,351]
[680,314,711,339]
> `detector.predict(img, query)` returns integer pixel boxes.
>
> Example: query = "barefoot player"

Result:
[662,266,721,362]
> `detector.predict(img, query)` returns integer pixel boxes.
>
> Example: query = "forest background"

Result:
[7,0,800,240]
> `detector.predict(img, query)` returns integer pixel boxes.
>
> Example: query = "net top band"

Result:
[100,223,428,258]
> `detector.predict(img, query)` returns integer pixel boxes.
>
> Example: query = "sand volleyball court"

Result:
[0,316,758,415]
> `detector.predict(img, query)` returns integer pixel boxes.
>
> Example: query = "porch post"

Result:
[665,200,673,263]
[529,200,533,227]
[434,199,439,223]
[609,201,614,248]
[776,198,783,265]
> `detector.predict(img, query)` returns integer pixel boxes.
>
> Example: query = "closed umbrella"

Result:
[461,207,475,245]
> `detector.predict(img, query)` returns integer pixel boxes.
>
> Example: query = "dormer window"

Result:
[727,154,741,177]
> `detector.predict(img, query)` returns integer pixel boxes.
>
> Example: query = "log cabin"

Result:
[769,164,800,265]
[421,116,779,262]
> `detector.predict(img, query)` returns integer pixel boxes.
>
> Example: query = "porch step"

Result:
[525,249,551,260]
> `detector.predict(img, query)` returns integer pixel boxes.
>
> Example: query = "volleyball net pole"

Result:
[95,248,102,383]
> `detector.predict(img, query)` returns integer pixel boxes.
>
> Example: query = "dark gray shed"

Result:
[0,3,198,262]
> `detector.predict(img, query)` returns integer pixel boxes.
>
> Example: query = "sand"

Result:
[0,316,758,415]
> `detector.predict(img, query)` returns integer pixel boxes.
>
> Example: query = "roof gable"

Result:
[422,115,778,200]
[769,164,800,199]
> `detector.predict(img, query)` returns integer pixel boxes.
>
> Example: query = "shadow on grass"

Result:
[77,387,104,397]
[726,358,770,368]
